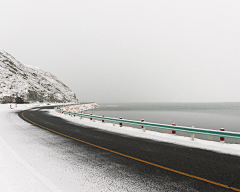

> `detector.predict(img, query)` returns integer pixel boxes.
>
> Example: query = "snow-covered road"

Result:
[1,105,186,191]
[1,104,240,191]
[1,105,134,192]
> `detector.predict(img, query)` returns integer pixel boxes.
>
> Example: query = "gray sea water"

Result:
[87,102,240,143]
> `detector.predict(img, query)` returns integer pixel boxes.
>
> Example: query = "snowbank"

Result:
[0,103,64,192]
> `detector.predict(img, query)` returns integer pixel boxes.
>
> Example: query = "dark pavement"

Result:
[18,106,240,192]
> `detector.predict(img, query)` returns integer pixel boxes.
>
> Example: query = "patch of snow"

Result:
[0,104,66,191]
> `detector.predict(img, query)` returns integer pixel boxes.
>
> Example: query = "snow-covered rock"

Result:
[0,50,76,103]
[59,103,100,113]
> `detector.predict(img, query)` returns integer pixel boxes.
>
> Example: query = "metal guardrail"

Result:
[55,107,240,140]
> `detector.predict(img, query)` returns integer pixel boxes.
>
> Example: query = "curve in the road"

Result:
[21,108,240,192]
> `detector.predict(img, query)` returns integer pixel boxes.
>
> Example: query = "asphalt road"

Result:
[18,106,240,192]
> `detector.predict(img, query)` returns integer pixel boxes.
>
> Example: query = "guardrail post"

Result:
[141,119,145,132]
[208,136,212,141]
[90,114,92,121]
[172,123,176,135]
[191,126,195,140]
[119,117,122,127]
[220,128,225,143]
[191,133,195,141]
[102,115,104,123]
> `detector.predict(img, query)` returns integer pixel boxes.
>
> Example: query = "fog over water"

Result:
[1,1,240,103]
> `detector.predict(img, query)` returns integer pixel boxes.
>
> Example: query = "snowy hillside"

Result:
[0,50,76,103]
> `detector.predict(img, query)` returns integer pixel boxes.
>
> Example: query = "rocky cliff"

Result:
[0,50,76,103]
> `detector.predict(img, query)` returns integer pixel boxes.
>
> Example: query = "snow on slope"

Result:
[0,50,76,103]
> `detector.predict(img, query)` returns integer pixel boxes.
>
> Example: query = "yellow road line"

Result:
[22,111,240,192]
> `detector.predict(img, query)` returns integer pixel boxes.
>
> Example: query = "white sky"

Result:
[1,0,240,103]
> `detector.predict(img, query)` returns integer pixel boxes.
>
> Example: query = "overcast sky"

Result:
[1,0,240,103]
